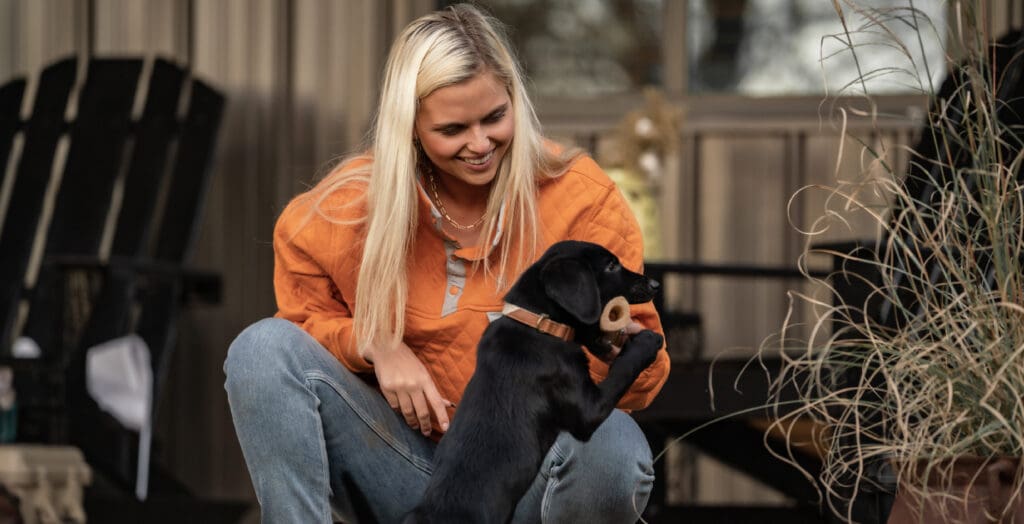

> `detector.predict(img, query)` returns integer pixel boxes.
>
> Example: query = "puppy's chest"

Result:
[477,326,586,388]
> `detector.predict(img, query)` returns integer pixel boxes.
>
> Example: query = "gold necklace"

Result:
[427,171,485,231]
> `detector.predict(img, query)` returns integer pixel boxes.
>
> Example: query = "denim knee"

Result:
[538,411,655,522]
[224,317,308,392]
[611,414,655,522]
[589,411,655,493]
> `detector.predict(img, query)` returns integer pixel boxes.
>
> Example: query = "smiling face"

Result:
[414,70,514,189]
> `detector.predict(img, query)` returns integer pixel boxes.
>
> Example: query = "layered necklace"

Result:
[426,168,485,231]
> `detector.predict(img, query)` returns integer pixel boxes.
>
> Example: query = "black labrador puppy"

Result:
[405,240,664,523]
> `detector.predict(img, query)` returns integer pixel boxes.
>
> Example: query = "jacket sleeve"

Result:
[572,172,671,411]
[273,199,373,373]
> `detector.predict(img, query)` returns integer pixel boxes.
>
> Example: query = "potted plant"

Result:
[762,2,1024,522]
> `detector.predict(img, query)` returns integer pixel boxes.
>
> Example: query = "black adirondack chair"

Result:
[0,57,243,522]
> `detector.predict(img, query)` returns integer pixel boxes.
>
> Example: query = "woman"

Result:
[224,4,670,523]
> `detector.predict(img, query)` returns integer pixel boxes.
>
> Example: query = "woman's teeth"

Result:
[462,151,493,165]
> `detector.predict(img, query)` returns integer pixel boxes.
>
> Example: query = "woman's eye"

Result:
[439,127,461,136]
[484,110,506,123]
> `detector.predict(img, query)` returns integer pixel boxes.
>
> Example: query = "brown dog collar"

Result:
[501,303,575,341]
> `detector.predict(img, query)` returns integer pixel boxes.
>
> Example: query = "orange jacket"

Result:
[273,154,670,418]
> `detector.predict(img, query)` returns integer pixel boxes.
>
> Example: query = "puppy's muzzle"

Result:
[629,278,659,303]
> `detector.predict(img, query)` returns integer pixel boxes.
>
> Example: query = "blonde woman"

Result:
[224,4,670,523]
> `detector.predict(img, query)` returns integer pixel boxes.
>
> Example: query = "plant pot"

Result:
[887,457,1024,524]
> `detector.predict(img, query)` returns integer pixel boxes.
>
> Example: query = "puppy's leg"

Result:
[566,330,663,441]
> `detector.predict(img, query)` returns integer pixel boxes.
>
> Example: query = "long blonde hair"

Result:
[304,4,579,356]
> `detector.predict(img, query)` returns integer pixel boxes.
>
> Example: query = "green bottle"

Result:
[0,366,16,443]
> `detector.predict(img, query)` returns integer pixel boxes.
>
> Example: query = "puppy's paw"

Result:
[618,330,663,370]
[630,330,664,351]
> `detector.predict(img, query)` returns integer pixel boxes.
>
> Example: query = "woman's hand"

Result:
[365,341,452,436]
[599,320,646,363]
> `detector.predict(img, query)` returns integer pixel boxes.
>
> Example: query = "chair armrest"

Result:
[41,254,222,305]
[644,260,827,280]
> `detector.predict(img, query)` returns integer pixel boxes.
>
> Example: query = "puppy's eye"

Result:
[605,261,620,272]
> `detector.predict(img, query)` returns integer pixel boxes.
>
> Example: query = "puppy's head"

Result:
[535,241,658,356]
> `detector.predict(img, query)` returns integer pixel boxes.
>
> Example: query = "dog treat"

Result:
[599,296,630,332]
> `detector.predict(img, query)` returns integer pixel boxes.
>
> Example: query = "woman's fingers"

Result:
[624,321,644,335]
[410,391,433,436]
[424,383,452,433]
[397,393,419,430]
[383,390,400,411]
[385,382,450,435]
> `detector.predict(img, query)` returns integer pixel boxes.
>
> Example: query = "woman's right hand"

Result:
[365,341,452,436]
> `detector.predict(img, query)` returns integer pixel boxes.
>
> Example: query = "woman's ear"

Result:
[541,258,601,324]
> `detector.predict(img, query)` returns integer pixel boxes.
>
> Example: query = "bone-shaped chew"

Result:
[600,296,631,346]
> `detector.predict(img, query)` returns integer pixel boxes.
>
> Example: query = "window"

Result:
[443,0,948,98]
[443,0,663,97]
[689,0,948,95]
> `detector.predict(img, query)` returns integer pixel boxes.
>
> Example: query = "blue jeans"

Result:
[224,318,654,523]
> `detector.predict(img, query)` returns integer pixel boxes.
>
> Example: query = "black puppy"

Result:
[405,240,664,523]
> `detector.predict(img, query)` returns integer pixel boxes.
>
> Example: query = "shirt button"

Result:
[449,285,460,295]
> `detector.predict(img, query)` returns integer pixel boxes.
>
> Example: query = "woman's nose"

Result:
[466,127,490,153]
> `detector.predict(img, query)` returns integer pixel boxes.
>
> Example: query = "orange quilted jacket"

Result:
[273,153,670,422]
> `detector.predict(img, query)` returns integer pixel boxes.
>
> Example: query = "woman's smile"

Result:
[459,150,495,169]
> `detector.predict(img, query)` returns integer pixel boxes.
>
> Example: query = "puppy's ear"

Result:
[541,258,601,324]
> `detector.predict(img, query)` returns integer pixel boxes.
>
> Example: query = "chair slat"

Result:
[0,78,26,197]
[135,280,180,397]
[0,57,77,353]
[42,58,143,256]
[111,59,186,258]
[152,79,225,263]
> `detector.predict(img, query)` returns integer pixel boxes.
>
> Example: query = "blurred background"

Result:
[0,1,1021,522]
